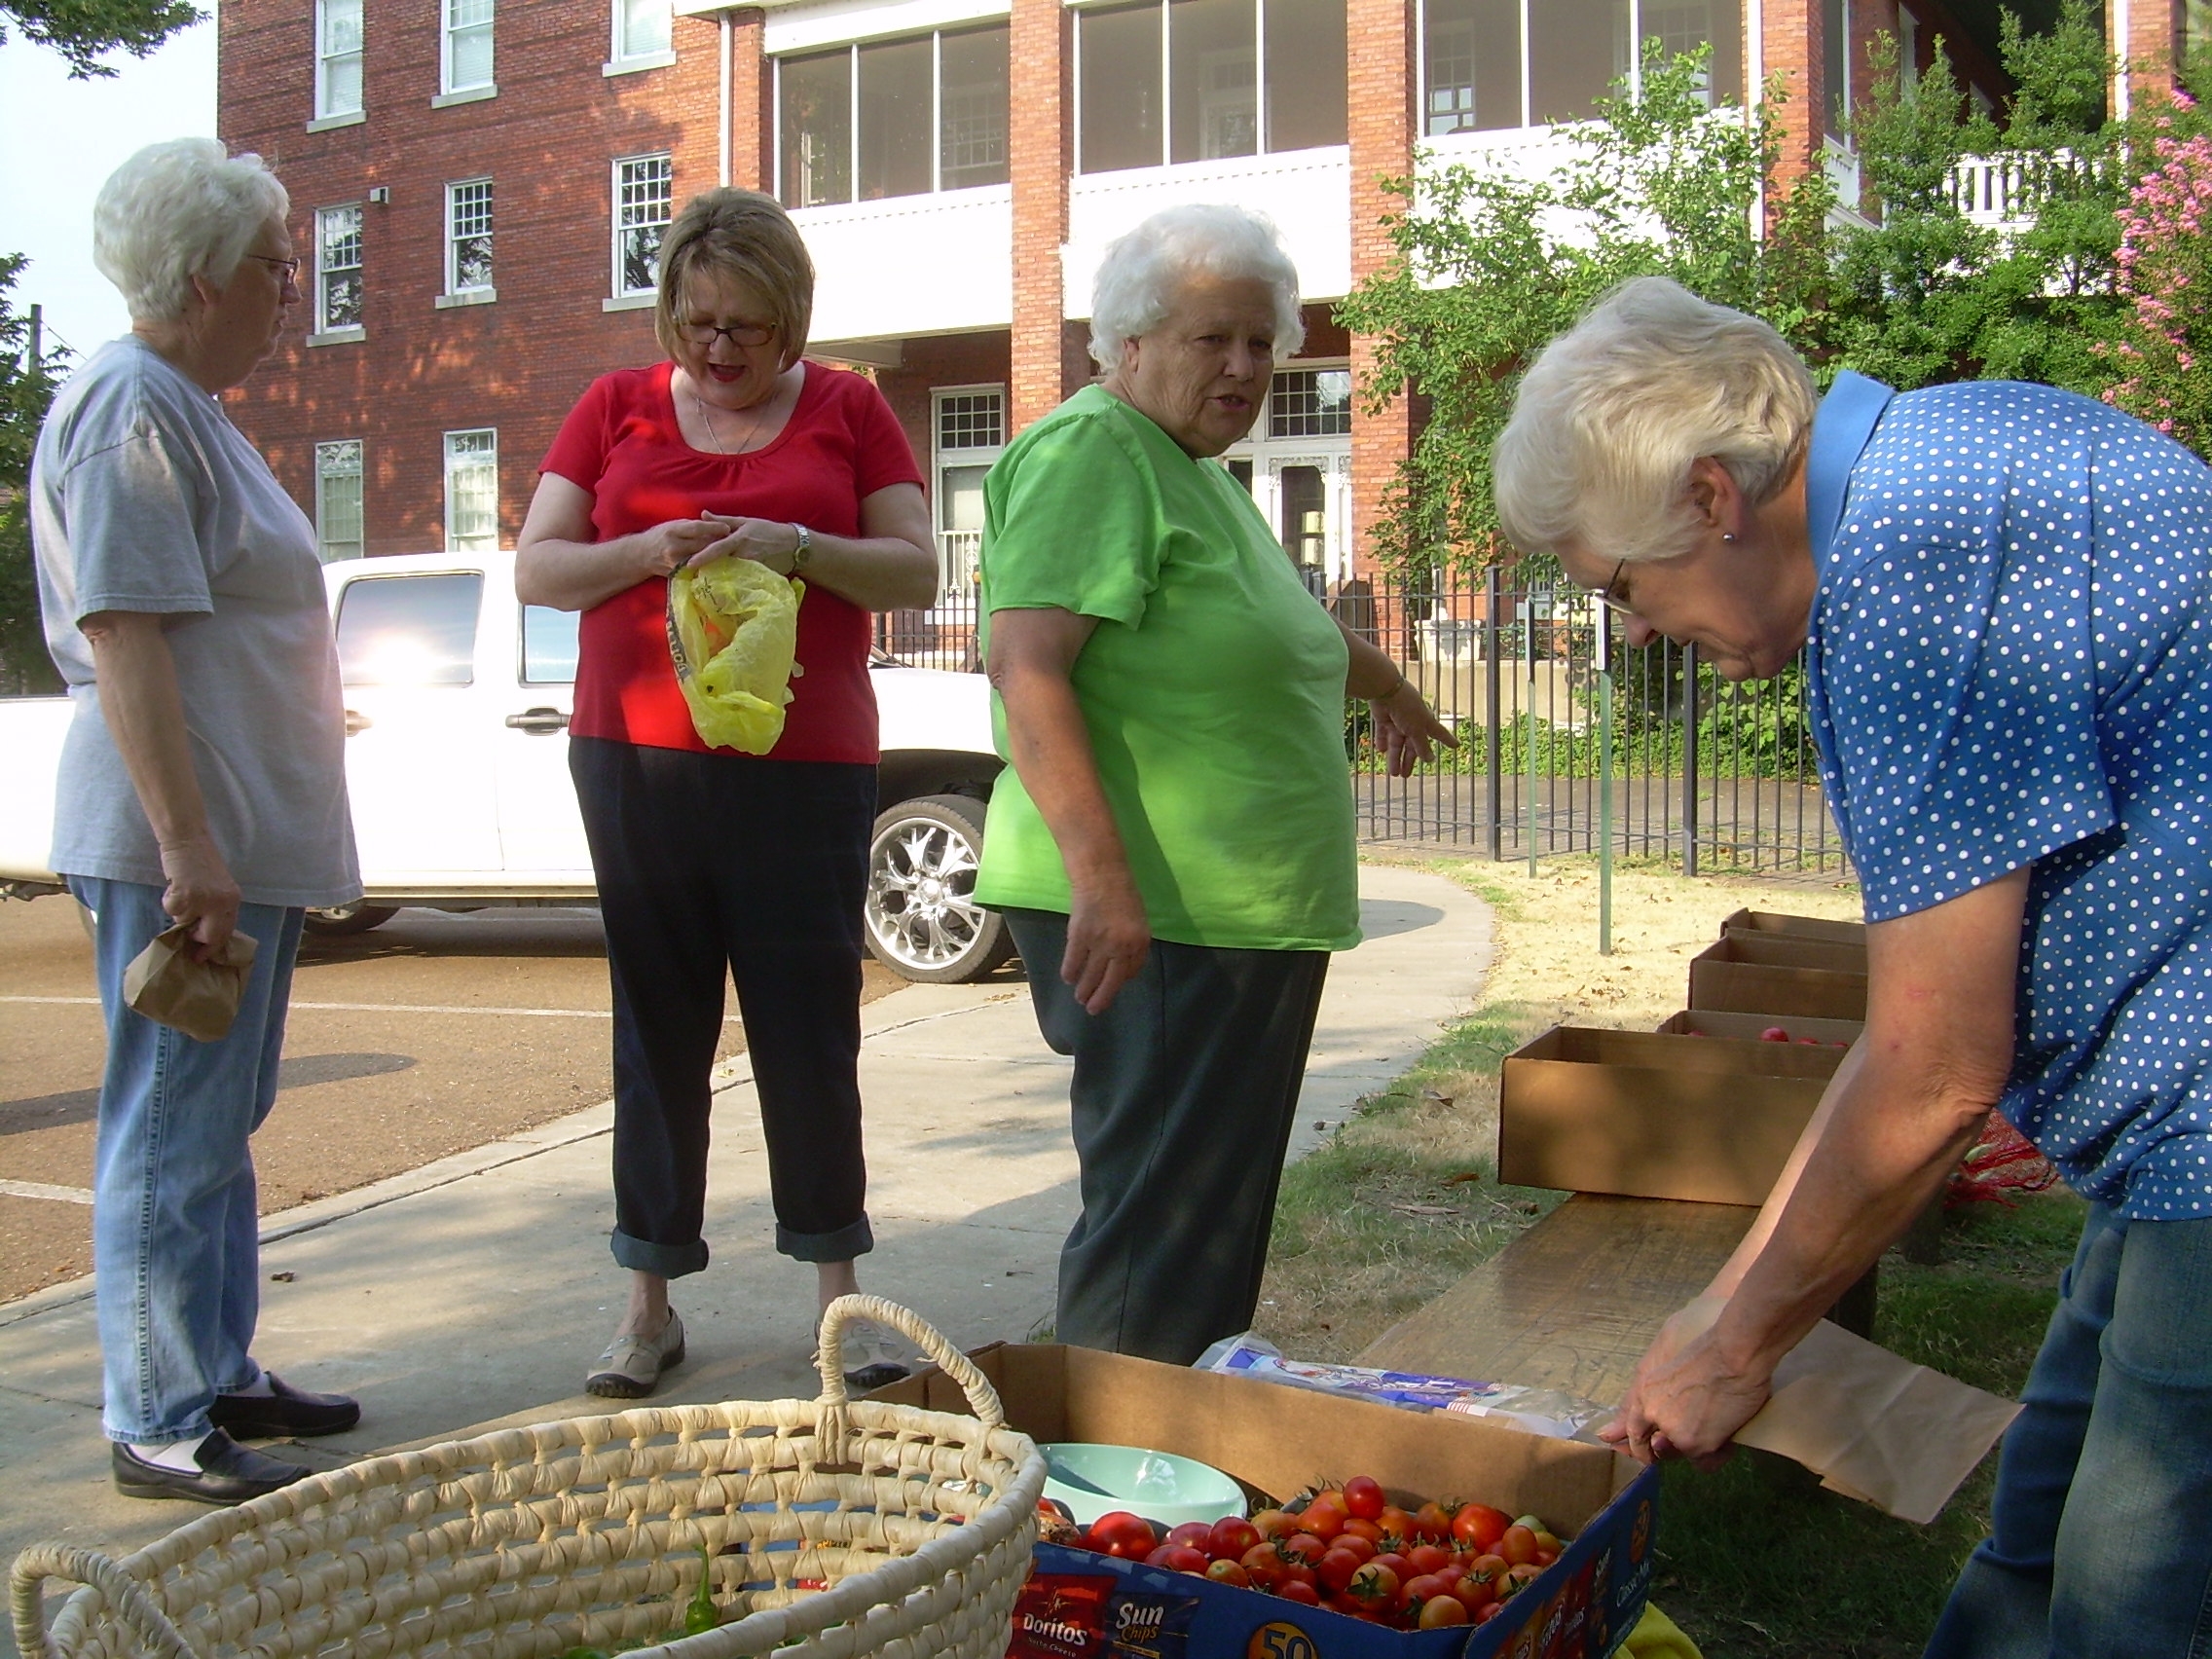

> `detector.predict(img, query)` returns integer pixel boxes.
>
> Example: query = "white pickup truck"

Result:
[0,550,1013,983]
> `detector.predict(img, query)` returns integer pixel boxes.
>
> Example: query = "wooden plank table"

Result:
[1356,1194,1756,1406]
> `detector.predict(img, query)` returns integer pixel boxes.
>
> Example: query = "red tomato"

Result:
[1171,1547,1212,1574]
[1419,1596,1470,1629]
[1371,1552,1413,1585]
[1089,1513,1157,1560]
[1165,1523,1214,1553]
[1343,1475,1385,1521]
[1239,1545,1287,1591]
[1760,1026,1789,1042]
[1505,1563,1545,1594]
[1277,1579,1321,1607]
[1450,1572,1497,1613]
[1341,1517,1385,1547]
[1534,1550,1559,1567]
[1250,1508,1293,1540]
[1496,1526,1539,1567]
[1346,1562,1399,1611]
[1206,1559,1250,1588]
[1300,1498,1346,1542]
[1475,1601,1505,1625]
[1376,1506,1419,1544]
[1531,1530,1564,1555]
[1332,1533,1377,1566]
[1403,1573,1456,1607]
[1144,1545,1177,1568]
[1316,1548,1365,1595]
[1412,1502,1454,1543]
[1451,1503,1511,1552]
[1207,1517,1261,1562]
[1461,1556,1508,1599]
[1406,1543,1454,1578]
[1279,1532,1328,1567]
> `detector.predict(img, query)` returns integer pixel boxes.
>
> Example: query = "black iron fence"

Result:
[876,565,1847,877]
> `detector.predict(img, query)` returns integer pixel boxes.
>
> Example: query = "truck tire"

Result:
[864,793,1015,984]
[304,903,399,937]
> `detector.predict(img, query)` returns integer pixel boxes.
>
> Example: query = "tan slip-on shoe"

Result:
[586,1309,686,1399]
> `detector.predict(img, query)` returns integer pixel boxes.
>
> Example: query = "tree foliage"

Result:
[1,257,66,696]
[3,0,200,77]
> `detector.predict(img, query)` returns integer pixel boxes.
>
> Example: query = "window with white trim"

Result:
[446,179,494,294]
[612,155,674,296]
[315,441,364,562]
[315,204,363,333]
[1268,368,1352,438]
[1419,0,1742,135]
[315,0,364,118]
[443,0,494,93]
[443,429,498,552]
[614,0,671,61]
[930,387,1004,601]
[776,23,1010,209]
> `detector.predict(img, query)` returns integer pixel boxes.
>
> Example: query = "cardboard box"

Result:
[1499,1027,1844,1206]
[1655,1009,1864,1047]
[872,1343,1661,1659]
[1687,935,1867,1022]
[1718,908,1867,951]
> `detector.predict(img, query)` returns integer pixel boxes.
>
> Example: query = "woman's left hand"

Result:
[687,513,804,575]
[1372,681,1457,777]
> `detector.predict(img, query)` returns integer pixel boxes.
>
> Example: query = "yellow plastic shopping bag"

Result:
[666,554,804,755]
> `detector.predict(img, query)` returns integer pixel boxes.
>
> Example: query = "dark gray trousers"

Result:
[1003,908,1331,1365]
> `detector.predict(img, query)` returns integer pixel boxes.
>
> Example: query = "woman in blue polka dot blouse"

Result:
[1495,276,2212,1659]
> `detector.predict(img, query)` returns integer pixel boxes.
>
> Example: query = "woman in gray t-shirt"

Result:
[29,138,364,1506]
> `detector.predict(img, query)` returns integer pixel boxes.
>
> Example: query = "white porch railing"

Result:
[1951,148,2106,230]
[937,529,980,605]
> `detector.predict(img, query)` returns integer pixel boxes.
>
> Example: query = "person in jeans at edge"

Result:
[1499,275,2212,1659]
[30,137,364,1504]
[974,203,1455,1365]
[517,189,940,1398]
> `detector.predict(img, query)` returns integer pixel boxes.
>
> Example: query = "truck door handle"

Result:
[344,709,373,736]
[505,707,571,734]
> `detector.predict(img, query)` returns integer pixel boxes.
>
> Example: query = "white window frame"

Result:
[929,385,1006,603]
[772,23,1010,209]
[314,203,364,336]
[444,178,495,297]
[443,429,499,553]
[314,0,364,119]
[441,0,495,95]
[609,0,673,66]
[314,440,365,562]
[611,154,674,297]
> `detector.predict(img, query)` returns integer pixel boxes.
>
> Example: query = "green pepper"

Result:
[684,1545,723,1636]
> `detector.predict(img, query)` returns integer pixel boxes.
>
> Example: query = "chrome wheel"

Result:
[864,794,1014,983]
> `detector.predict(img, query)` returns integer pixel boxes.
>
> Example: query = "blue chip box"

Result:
[869,1342,1661,1659]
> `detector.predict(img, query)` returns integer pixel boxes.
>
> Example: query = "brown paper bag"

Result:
[1674,1296,2020,1525]
[122,924,259,1043]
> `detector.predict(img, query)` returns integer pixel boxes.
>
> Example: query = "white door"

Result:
[495,602,594,877]
[332,570,503,876]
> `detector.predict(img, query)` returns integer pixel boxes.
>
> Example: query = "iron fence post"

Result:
[1681,640,1700,878]
[1486,567,1502,861]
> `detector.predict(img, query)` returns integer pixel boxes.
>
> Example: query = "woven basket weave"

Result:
[11,1296,1047,1659]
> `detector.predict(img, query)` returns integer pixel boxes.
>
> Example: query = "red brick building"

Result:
[215,0,2188,583]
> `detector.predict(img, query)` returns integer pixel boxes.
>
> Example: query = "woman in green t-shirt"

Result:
[976,203,1454,1364]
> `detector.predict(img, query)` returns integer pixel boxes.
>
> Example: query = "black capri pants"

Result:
[570,736,877,1276]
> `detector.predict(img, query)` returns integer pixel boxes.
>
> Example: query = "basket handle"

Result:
[817,1294,1005,1428]
[11,1543,203,1659]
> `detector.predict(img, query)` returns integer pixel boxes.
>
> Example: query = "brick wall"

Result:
[1008,0,1072,432]
[1345,0,1411,577]
[876,331,1014,495]
[2118,0,2184,109]
[221,0,722,554]
[1764,0,1823,196]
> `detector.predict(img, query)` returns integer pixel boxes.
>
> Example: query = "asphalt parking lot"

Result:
[0,896,908,1305]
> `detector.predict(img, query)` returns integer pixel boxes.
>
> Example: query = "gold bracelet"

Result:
[1371,670,1409,702]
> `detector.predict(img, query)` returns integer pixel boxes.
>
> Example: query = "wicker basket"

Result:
[11,1296,1047,1659]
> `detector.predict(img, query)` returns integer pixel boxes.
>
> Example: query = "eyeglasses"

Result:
[1571,557,1636,617]
[679,320,777,350]
[246,254,302,285]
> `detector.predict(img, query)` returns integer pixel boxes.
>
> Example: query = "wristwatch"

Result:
[790,523,812,571]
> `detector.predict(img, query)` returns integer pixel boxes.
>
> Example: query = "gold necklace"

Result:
[692,382,775,456]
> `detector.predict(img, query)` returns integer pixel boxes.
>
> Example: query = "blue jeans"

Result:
[69,876,305,1448]
[1925,1202,2212,1658]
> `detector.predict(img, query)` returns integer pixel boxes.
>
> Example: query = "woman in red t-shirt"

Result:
[517,189,937,1399]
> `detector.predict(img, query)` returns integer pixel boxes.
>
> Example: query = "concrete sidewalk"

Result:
[0,864,1488,1622]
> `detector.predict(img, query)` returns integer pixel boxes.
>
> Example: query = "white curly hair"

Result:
[93,138,290,323]
[1088,203,1306,369]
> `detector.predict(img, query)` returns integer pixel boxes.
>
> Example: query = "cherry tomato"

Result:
[1205,1559,1250,1588]
[1144,1545,1177,1568]
[1277,1579,1321,1607]
[1406,1543,1454,1578]
[1412,1502,1454,1543]
[1475,1601,1505,1624]
[1451,1503,1511,1552]
[1239,1544,1287,1591]
[1165,1523,1213,1553]
[1461,1556,1508,1600]
[1505,1563,1545,1595]
[1316,1548,1365,1595]
[1450,1571,1497,1612]
[1250,1508,1294,1540]
[1300,1498,1346,1542]
[1496,1526,1539,1567]
[1279,1532,1328,1567]
[1534,1549,1559,1567]
[1403,1572,1456,1608]
[1346,1562,1399,1611]
[1419,1595,1470,1629]
[1088,1513,1157,1560]
[1531,1530,1563,1556]
[1343,1475,1385,1521]
[1207,1517,1261,1562]
[1371,1552,1413,1585]
[1376,1506,1419,1544]
[1332,1533,1376,1566]
[1341,1517,1385,1547]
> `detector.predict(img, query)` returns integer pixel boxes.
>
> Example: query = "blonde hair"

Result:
[1088,203,1306,369]
[654,189,815,368]
[93,138,289,323]
[1494,276,1816,564]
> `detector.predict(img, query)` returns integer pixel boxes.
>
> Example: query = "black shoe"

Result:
[112,1429,313,1504]
[207,1373,361,1439]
